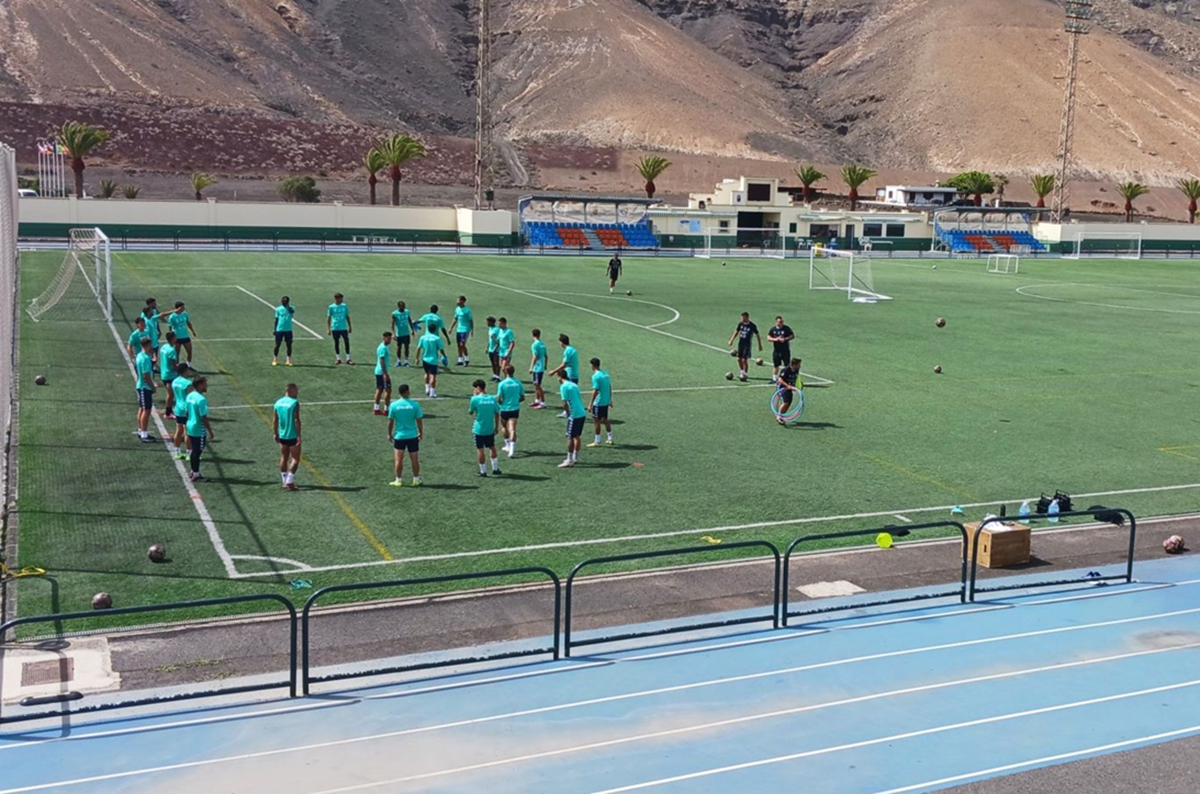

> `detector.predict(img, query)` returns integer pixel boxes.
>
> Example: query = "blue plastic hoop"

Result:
[771,387,805,423]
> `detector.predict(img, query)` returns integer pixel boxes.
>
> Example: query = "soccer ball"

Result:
[754,358,764,366]
[92,592,113,610]
[34,374,46,386]
[721,261,727,267]
[932,265,938,270]
[724,372,734,380]
[936,317,946,328]
[729,350,738,358]
[1164,535,1187,554]
[148,543,167,563]
[933,365,943,374]
[626,290,632,296]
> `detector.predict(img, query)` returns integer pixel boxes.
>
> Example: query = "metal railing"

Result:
[967,509,1136,601]
[563,541,780,657]
[782,522,968,626]
[0,594,297,725]
[301,567,561,695]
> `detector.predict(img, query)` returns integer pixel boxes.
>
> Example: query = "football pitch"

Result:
[12,249,1200,619]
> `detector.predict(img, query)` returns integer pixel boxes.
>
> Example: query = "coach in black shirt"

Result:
[767,316,794,383]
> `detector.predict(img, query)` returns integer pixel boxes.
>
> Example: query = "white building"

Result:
[873,185,960,208]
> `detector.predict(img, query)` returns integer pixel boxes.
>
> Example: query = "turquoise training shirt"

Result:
[375,342,390,376]
[497,327,515,356]
[418,332,443,365]
[392,309,413,338]
[185,391,208,437]
[159,342,179,381]
[592,370,612,407]
[562,345,580,381]
[168,311,190,339]
[388,398,423,440]
[531,339,547,372]
[275,304,295,333]
[454,305,474,334]
[560,381,586,419]
[135,350,154,390]
[469,393,500,436]
[497,377,524,412]
[274,395,299,441]
[327,302,349,332]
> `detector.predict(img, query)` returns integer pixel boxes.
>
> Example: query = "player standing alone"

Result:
[727,311,761,382]
[767,315,794,383]
[454,296,474,366]
[529,329,548,409]
[327,293,353,365]
[607,253,623,294]
[273,383,302,490]
[373,331,393,415]
[557,370,587,468]
[273,296,295,366]
[387,384,423,487]
[497,364,525,457]
[587,357,614,447]
[469,380,502,477]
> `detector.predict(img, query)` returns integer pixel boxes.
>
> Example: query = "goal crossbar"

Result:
[987,253,1019,274]
[1063,231,1142,260]
[27,227,112,322]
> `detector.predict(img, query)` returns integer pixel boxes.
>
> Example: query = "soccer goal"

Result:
[27,227,112,322]
[987,253,1019,274]
[698,227,805,260]
[809,247,891,302]
[1063,231,1142,260]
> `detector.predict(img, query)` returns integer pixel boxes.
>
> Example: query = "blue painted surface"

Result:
[3,556,1200,793]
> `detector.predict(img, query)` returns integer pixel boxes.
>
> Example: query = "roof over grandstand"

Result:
[518,193,658,205]
[933,205,1051,215]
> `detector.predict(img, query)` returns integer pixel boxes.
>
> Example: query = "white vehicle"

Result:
[17,188,38,198]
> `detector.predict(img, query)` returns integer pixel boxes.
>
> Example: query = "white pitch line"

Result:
[893,514,913,523]
[437,269,835,385]
[11,612,1200,793]
[528,290,682,329]
[235,285,323,338]
[1015,283,1200,316]
[229,481,1200,578]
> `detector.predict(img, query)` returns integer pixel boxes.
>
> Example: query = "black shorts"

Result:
[569,377,579,385]
[532,371,544,386]
[457,331,470,343]
[779,390,794,409]
[592,405,609,420]
[500,410,520,422]
[176,414,187,427]
[163,375,176,388]
[188,434,207,452]
[395,335,410,346]
[488,350,500,362]
[278,437,298,447]
[608,270,620,282]
[375,374,390,390]
[423,362,438,376]
[177,337,191,345]
[332,330,349,344]
[475,433,496,449]
[773,346,791,367]
[393,437,419,453]
[274,331,294,345]
[136,388,154,409]
[737,340,752,359]
[566,416,585,438]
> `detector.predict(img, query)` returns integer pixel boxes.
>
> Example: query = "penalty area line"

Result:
[235,285,324,338]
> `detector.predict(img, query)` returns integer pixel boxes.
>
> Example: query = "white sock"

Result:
[281,472,287,484]
[373,403,380,411]
[509,442,516,454]
[607,432,613,441]
[569,452,577,462]
[286,472,294,484]
[491,458,499,471]
[594,434,602,444]
[412,476,421,484]
[479,463,487,474]
[430,389,437,398]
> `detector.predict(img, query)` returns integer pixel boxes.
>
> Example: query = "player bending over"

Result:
[587,357,614,447]
[373,331,393,415]
[529,329,548,409]
[557,370,587,468]
[776,357,803,425]
[387,383,423,488]
[727,311,761,382]
[327,293,353,365]
[273,383,302,490]
[273,296,295,366]
[454,295,474,366]
[392,301,415,366]
[469,379,503,477]
[418,328,445,398]
[497,365,525,458]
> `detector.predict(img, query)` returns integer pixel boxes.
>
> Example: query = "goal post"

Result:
[698,227,806,260]
[27,227,112,322]
[809,246,892,302]
[1063,231,1142,260]
[987,253,1019,274]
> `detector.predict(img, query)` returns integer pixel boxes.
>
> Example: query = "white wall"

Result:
[1036,221,1199,242]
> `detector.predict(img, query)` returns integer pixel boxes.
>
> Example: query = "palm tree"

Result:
[98,179,118,199]
[1030,174,1055,208]
[376,133,427,206]
[945,171,995,206]
[634,155,672,200]
[191,172,217,201]
[1177,178,1200,224]
[363,147,386,206]
[840,164,876,211]
[795,164,826,203]
[1116,181,1149,222]
[57,121,112,198]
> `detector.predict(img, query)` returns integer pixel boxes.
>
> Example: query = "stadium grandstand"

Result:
[519,193,660,250]
[933,207,1049,254]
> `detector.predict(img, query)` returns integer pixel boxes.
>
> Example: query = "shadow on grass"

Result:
[494,473,552,482]
[418,484,480,491]
[789,422,841,430]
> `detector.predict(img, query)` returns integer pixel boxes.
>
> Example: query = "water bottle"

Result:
[1018,500,1032,520]
[1048,498,1060,524]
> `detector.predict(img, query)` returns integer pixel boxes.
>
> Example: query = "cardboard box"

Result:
[964,521,1031,568]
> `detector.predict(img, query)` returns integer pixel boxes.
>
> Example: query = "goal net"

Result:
[1063,231,1142,260]
[698,227,805,260]
[1,144,17,506]
[987,253,1019,274]
[27,227,112,322]
[809,247,891,302]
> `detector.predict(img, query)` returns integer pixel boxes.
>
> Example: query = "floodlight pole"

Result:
[1051,0,1092,223]
[473,0,493,211]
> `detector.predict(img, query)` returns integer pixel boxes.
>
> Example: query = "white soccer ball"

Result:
[932,265,938,270]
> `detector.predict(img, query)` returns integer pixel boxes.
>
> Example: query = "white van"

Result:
[18,188,39,198]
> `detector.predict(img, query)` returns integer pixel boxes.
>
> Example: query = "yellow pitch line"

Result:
[114,252,394,562]
[821,437,981,502]
[1159,445,1200,464]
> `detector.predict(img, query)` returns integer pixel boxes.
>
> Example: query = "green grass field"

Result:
[12,249,1200,619]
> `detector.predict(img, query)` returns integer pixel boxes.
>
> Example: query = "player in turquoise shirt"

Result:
[417,330,445,398]
[556,370,587,468]
[496,364,525,458]
[496,317,516,373]
[170,363,195,458]
[485,316,501,381]
[529,328,548,408]
[134,337,156,443]
[272,383,302,491]
[392,300,415,367]
[373,332,393,415]
[327,293,353,365]
[419,305,452,367]
[453,296,474,366]
[159,331,180,417]
[184,377,214,482]
[386,384,423,487]
[469,380,502,477]
[548,333,581,417]
[167,301,196,364]
[126,316,150,362]
[587,357,615,447]
[141,303,160,352]
[273,296,295,367]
